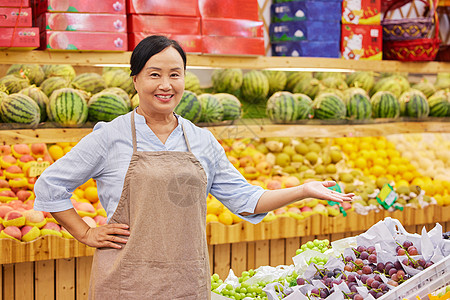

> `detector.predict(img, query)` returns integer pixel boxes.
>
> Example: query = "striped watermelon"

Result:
[345,71,375,93]
[370,77,403,98]
[198,94,224,123]
[19,86,49,122]
[0,93,40,126]
[266,92,298,122]
[411,79,436,98]
[399,89,429,118]
[314,72,345,80]
[293,78,323,99]
[131,93,139,109]
[344,88,372,120]
[293,93,313,119]
[212,69,243,94]
[43,64,76,81]
[312,93,346,120]
[102,66,130,74]
[215,93,242,120]
[241,70,269,103]
[47,88,88,127]
[71,73,107,94]
[262,70,287,95]
[40,77,70,97]
[321,77,348,90]
[102,87,131,109]
[0,75,30,94]
[319,88,345,100]
[88,92,129,122]
[428,90,450,117]
[370,91,400,119]
[185,71,202,95]
[284,71,312,92]
[102,70,136,95]
[7,64,45,86]
[174,91,202,123]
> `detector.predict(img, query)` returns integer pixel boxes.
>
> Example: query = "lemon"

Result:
[371,165,385,177]
[387,164,398,175]
[396,179,410,188]
[342,143,355,154]
[206,214,219,223]
[373,157,385,167]
[232,213,243,224]
[79,178,96,190]
[218,211,233,225]
[385,174,394,181]
[397,164,407,175]
[376,149,387,158]
[355,157,367,169]
[56,142,71,148]
[73,188,85,199]
[207,200,223,215]
[403,171,414,182]
[63,146,73,154]
[443,195,450,206]
[375,139,387,149]
[386,149,400,159]
[435,195,444,206]
[412,178,425,188]
[48,145,64,161]
[359,141,372,151]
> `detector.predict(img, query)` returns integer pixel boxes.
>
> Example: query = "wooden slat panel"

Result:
[284,237,300,265]
[247,242,256,271]
[231,243,247,277]
[35,260,55,300]
[56,258,75,300]
[269,239,285,267]
[208,245,214,275]
[214,244,231,280]
[0,265,2,300]
[76,256,92,300]
[255,240,269,270]
[330,232,346,243]
[14,262,34,300]
[3,264,14,300]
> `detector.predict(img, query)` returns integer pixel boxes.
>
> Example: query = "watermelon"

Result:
[314,72,345,80]
[0,93,40,126]
[88,92,129,122]
[370,76,403,98]
[102,66,130,74]
[345,71,375,93]
[39,76,70,97]
[102,70,136,95]
[344,88,372,120]
[19,86,49,122]
[6,64,45,86]
[42,64,76,81]
[102,87,131,109]
[319,88,345,100]
[411,78,436,98]
[241,70,269,103]
[293,78,323,99]
[428,90,450,117]
[370,91,400,119]
[174,91,202,123]
[185,71,202,95]
[47,88,88,127]
[212,69,243,94]
[266,92,298,122]
[435,73,450,90]
[321,77,348,90]
[312,93,346,120]
[72,73,107,94]
[293,93,313,119]
[399,89,429,118]
[131,94,139,109]
[262,70,287,95]
[214,93,242,120]
[284,71,312,92]
[0,75,30,94]
[198,94,224,123]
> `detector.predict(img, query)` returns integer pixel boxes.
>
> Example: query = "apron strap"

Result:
[181,123,192,153]
[131,110,137,152]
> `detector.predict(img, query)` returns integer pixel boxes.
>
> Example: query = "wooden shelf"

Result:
[0,50,449,73]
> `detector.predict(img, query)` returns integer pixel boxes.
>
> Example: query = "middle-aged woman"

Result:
[34,35,354,299]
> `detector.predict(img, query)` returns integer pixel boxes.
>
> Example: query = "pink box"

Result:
[202,36,264,56]
[128,33,201,53]
[0,0,29,7]
[41,31,127,51]
[199,0,259,20]
[0,7,32,27]
[33,0,126,14]
[128,15,200,35]
[36,13,127,32]
[127,0,198,16]
[201,18,263,38]
[0,27,39,49]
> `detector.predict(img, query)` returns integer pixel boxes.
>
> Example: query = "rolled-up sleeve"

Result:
[208,134,267,224]
[34,124,107,212]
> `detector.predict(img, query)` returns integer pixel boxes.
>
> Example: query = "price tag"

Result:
[376,183,398,209]
[28,161,50,177]
[327,183,347,217]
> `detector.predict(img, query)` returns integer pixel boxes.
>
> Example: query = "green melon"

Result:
[399,89,429,118]
[185,71,202,95]
[427,90,450,117]
[321,77,348,90]
[345,71,375,93]
[102,70,136,95]
[411,79,436,98]
[293,93,313,119]
[370,76,403,98]
[262,70,287,95]
[7,64,45,86]
[344,88,372,120]
[102,87,131,110]
[42,64,76,81]
[370,91,400,119]
[87,92,129,122]
[174,91,202,123]
[312,93,346,120]
[102,66,130,74]
[284,71,312,92]
[198,94,224,123]
[0,93,40,126]
[19,86,49,122]
[71,73,107,94]
[214,93,242,120]
[0,75,30,94]
[435,73,450,90]
[293,78,323,99]
[314,72,345,81]
[241,70,269,103]
[212,69,243,94]
[39,76,71,97]
[266,91,298,123]
[47,88,88,127]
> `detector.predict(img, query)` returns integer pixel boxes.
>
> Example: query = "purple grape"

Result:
[320,289,330,298]
[350,284,358,293]
[355,259,364,267]
[402,258,409,266]
[389,268,398,276]
[311,288,319,295]
[417,258,426,267]
[348,274,356,282]
[367,277,375,285]
[334,279,343,285]
[376,292,384,298]
[374,275,381,282]
[369,290,377,297]
[425,262,434,268]
[376,262,385,272]
[355,274,361,280]
[297,277,305,285]
[362,266,372,274]
[361,274,369,284]
[368,254,377,264]
[394,261,403,271]
[396,245,403,253]
[360,251,369,260]
[385,263,394,273]
[355,294,364,300]
[345,256,353,262]
[333,268,341,277]
[324,278,333,287]
[367,246,376,254]
[403,240,413,249]
[417,266,424,271]
[371,280,380,289]
[313,275,322,280]
[326,271,334,278]
[379,283,388,291]
[357,245,367,253]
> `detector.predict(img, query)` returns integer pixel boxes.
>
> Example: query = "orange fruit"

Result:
[84,186,99,203]
[48,145,64,161]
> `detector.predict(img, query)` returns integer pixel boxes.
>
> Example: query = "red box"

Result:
[41,31,127,51]
[0,27,39,49]
[127,0,198,16]
[342,0,381,25]
[199,0,259,20]
[202,36,264,56]
[0,0,29,6]
[202,18,263,38]
[36,13,127,32]
[128,15,200,35]
[128,33,202,53]
[0,7,32,27]
[341,24,382,60]
[33,0,126,14]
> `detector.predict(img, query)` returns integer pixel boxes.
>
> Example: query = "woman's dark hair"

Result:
[130,35,187,76]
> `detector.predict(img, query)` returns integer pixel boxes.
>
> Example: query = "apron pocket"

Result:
[120,258,208,299]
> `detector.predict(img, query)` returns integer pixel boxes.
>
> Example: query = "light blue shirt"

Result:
[34,111,267,224]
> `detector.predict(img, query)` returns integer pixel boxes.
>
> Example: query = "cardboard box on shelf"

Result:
[271,1,342,23]
[0,7,32,27]
[0,0,29,6]
[201,18,263,38]
[35,13,127,32]
[127,0,199,16]
[341,24,382,60]
[270,21,341,42]
[0,27,39,49]
[272,40,340,57]
[202,36,264,56]
[41,31,127,51]
[199,0,259,20]
[32,0,126,14]
[342,0,381,25]
[128,33,202,53]
[127,15,200,35]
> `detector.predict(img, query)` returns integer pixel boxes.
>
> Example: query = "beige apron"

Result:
[89,111,210,299]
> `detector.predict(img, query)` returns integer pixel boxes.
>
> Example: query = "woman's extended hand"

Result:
[301,181,354,203]
[80,224,130,249]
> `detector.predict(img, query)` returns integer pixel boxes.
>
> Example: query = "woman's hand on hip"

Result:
[80,224,130,249]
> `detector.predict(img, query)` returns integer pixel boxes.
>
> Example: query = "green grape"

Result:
[241,282,249,289]
[222,289,229,296]
[241,271,249,277]
[238,277,244,283]
[296,249,302,255]
[312,247,320,252]
[226,284,233,290]
[211,282,220,290]
[323,239,330,245]
[292,270,298,277]
[249,269,255,276]
[306,241,314,248]
[256,286,263,293]
[258,281,266,287]
[212,273,220,281]
[235,294,242,300]
[235,287,241,293]
[229,296,236,300]
[240,287,247,294]
[240,292,246,299]
[301,244,307,250]
[313,239,321,247]
[218,279,223,285]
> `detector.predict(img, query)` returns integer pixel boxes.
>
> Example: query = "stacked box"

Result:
[270,0,342,58]
[126,0,201,53]
[0,0,39,49]
[341,0,382,60]
[199,0,264,56]
[32,0,127,51]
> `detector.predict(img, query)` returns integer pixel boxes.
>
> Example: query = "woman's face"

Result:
[133,46,185,116]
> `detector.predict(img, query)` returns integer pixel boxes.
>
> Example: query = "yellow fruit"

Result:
[232,213,243,224]
[84,186,99,203]
[70,142,78,147]
[342,143,355,154]
[218,211,233,225]
[359,141,372,151]
[403,171,414,182]
[375,139,386,149]
[412,178,425,188]
[423,183,436,196]
[435,195,444,206]
[73,188,85,199]
[206,214,219,223]
[443,195,450,206]
[79,178,96,190]
[48,145,64,161]
[207,200,223,215]
[63,146,73,154]
[385,174,394,181]
[397,165,407,175]
[387,164,398,175]
[355,157,367,169]
[373,157,385,167]
[56,142,71,148]
[396,179,409,188]
[376,149,387,158]
[387,149,401,159]
[371,165,385,177]
[347,160,355,168]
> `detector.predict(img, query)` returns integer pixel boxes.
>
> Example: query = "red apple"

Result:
[7,200,24,210]
[0,145,11,156]
[17,190,33,201]
[1,226,22,240]
[283,176,301,188]
[0,205,13,218]
[227,156,240,169]
[287,207,301,213]
[238,156,254,168]
[5,165,23,175]
[0,190,16,198]
[11,144,30,157]
[31,143,47,158]
[0,179,9,188]
[274,207,287,215]
[42,222,61,232]
[24,210,45,224]
[74,202,96,213]
[19,155,35,164]
[1,155,17,165]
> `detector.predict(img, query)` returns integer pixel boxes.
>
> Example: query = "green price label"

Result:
[376,183,398,209]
